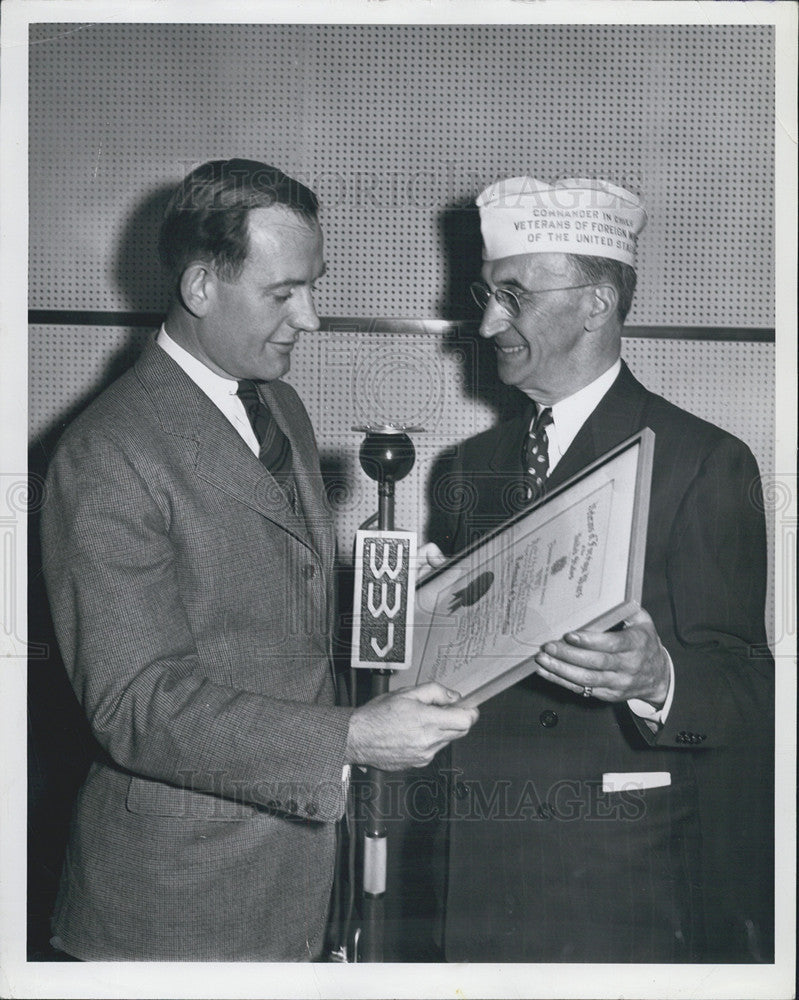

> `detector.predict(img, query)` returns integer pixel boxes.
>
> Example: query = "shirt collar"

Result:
[523,358,621,460]
[549,358,621,425]
[157,324,240,401]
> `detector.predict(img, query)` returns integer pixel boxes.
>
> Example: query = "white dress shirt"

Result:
[523,359,674,726]
[156,325,260,458]
[530,358,621,475]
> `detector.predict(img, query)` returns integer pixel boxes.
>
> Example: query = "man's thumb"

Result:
[404,681,462,705]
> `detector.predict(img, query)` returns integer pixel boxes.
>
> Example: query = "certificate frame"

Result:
[392,428,654,707]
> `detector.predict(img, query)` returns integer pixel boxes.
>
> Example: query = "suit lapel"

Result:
[260,379,334,566]
[546,363,649,492]
[134,338,321,553]
[480,368,647,515]
[486,366,648,491]
[474,404,536,524]
[487,406,534,474]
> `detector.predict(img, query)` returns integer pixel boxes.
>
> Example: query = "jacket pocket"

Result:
[125,775,256,821]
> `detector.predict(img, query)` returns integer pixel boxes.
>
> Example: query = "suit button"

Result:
[454,781,469,800]
[303,564,316,580]
[286,799,299,813]
[540,710,559,728]
[305,802,318,817]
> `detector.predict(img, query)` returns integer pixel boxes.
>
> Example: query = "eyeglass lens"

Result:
[470,281,519,317]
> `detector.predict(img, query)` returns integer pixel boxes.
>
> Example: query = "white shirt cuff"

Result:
[627,646,675,727]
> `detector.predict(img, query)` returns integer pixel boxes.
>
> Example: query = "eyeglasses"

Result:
[469,280,597,319]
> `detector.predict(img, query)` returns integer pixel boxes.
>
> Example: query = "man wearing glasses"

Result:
[419,176,773,962]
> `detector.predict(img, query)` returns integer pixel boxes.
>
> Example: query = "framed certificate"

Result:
[391,429,654,707]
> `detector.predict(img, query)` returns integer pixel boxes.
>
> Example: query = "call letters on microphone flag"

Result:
[351,530,417,669]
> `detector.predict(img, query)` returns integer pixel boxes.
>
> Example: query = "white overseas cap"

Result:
[476,176,647,267]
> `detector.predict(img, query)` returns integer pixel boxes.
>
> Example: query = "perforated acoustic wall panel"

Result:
[29,23,773,325]
[29,327,776,640]
[27,23,776,641]
[27,327,776,532]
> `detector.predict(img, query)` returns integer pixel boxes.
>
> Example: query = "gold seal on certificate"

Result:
[392,429,654,707]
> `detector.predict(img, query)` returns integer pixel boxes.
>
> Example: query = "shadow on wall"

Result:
[436,198,524,420]
[424,200,524,542]
[113,180,175,316]
[33,332,155,453]
[32,182,176,450]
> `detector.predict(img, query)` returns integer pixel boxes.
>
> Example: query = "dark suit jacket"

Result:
[41,339,353,960]
[414,361,773,962]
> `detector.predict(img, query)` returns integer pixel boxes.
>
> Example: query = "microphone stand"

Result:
[352,426,416,963]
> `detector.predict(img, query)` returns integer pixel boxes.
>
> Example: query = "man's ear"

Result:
[584,283,618,332]
[178,262,215,317]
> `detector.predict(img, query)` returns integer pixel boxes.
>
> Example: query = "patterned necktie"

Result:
[236,380,292,473]
[522,405,553,503]
[236,380,296,510]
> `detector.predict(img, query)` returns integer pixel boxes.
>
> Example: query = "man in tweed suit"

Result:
[413,176,773,962]
[40,159,477,961]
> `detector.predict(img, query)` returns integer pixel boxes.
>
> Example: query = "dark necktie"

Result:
[236,380,296,507]
[522,405,553,503]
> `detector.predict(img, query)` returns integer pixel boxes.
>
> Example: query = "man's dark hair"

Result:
[158,158,319,283]
[565,254,638,324]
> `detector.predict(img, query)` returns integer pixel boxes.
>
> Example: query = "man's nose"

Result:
[289,287,321,333]
[478,298,509,339]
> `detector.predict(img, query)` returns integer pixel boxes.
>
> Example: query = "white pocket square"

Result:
[602,772,671,793]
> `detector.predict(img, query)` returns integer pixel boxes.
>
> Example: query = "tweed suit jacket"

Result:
[414,361,773,962]
[41,338,353,961]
